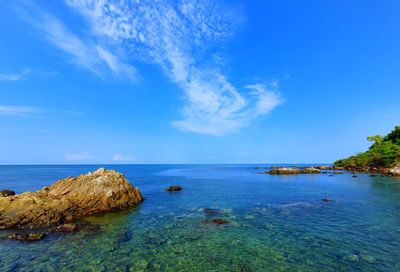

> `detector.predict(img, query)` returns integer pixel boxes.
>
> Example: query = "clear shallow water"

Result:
[0,165,400,271]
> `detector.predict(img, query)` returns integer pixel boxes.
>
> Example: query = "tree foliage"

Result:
[335,126,400,168]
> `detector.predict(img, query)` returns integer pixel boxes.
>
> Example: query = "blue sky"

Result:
[0,0,399,164]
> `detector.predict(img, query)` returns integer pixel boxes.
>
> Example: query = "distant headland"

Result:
[334,126,400,176]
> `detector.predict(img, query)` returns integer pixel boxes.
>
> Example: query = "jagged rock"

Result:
[8,232,46,241]
[302,167,321,174]
[268,167,301,175]
[0,168,143,229]
[0,190,15,197]
[315,166,334,170]
[389,165,400,176]
[165,185,182,192]
[267,167,320,175]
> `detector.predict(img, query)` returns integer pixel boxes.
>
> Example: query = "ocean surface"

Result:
[0,164,400,271]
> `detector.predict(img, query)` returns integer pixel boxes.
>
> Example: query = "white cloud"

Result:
[112,154,133,162]
[24,0,283,135]
[20,5,136,80]
[0,105,42,117]
[65,151,92,161]
[0,70,30,81]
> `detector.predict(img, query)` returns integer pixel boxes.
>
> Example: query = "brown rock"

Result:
[302,167,321,174]
[165,185,182,192]
[8,232,46,241]
[211,219,230,225]
[268,167,320,175]
[0,168,143,229]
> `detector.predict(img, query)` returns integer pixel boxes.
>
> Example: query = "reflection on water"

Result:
[0,165,400,271]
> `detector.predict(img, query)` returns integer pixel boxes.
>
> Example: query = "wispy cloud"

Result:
[112,154,134,162]
[19,4,136,80]
[0,70,31,81]
[23,0,283,135]
[0,105,42,117]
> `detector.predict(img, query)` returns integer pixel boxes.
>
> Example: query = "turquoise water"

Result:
[0,165,400,271]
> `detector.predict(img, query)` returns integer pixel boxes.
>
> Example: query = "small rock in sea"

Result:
[8,232,46,242]
[165,185,182,192]
[57,223,77,232]
[211,219,230,225]
[322,197,330,202]
[329,174,334,176]
[0,190,15,197]
[369,174,378,177]
[343,254,360,262]
[352,175,358,178]
[116,230,132,243]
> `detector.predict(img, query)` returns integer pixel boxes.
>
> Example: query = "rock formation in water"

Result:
[267,167,321,175]
[0,168,143,229]
[166,185,182,192]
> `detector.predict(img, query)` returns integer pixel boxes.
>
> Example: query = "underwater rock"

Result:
[8,232,46,241]
[211,219,230,225]
[166,185,182,192]
[0,190,15,197]
[116,230,132,243]
[322,197,333,202]
[203,208,220,216]
[0,168,144,229]
[352,175,358,178]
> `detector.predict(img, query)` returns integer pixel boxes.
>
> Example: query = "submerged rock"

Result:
[165,185,182,192]
[8,232,46,242]
[212,219,230,225]
[0,190,15,197]
[202,218,230,225]
[203,208,220,216]
[0,168,143,229]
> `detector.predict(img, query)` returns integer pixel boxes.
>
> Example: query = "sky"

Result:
[0,0,399,164]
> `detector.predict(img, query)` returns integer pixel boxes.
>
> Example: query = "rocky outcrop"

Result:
[8,232,46,241]
[166,185,182,192]
[389,165,400,176]
[267,167,320,175]
[0,168,143,229]
[314,166,332,170]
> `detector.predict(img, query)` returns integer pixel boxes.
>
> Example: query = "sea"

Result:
[0,164,399,271]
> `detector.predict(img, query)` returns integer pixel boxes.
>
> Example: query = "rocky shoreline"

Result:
[0,168,143,240]
[263,165,400,176]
